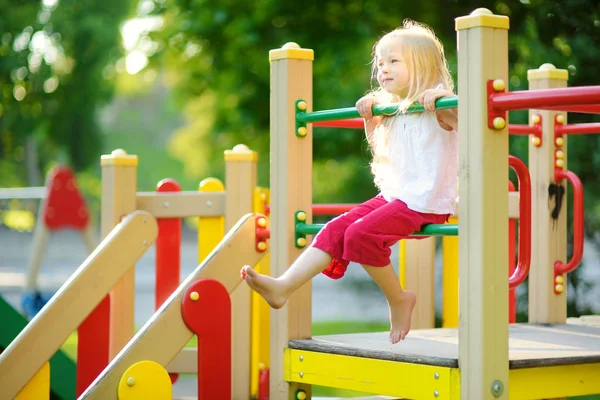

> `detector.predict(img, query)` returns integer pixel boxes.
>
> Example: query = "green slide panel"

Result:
[0,294,76,400]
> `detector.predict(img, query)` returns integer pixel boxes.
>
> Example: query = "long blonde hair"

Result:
[369,20,453,112]
[368,20,453,185]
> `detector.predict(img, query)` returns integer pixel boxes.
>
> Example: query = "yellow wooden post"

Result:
[399,237,436,328]
[15,362,50,400]
[442,216,459,327]
[456,8,510,399]
[224,144,257,399]
[269,42,314,399]
[198,177,225,264]
[251,187,271,398]
[527,64,569,324]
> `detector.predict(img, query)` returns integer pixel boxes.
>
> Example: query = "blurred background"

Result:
[1,0,600,397]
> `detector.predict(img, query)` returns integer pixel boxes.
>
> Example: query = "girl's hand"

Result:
[356,95,378,120]
[419,88,454,112]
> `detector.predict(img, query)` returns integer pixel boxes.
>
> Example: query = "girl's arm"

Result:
[420,89,458,131]
[356,95,382,148]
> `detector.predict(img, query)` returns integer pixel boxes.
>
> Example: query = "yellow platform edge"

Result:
[285,349,600,399]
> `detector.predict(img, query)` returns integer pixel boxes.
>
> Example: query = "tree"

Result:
[0,0,133,186]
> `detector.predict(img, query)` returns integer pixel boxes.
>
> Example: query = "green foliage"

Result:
[0,0,132,184]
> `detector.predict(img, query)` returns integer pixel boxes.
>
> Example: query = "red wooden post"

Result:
[76,296,110,396]
[181,279,231,400]
[156,178,182,383]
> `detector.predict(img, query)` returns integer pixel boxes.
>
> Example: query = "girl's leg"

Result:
[342,200,446,343]
[361,263,416,344]
[241,247,332,309]
[242,196,387,309]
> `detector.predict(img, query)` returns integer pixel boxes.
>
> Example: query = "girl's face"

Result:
[376,41,410,97]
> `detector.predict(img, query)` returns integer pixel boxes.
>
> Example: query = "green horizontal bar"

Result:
[296,223,458,237]
[297,96,458,124]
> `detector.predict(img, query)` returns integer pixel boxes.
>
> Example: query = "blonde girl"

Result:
[242,20,458,344]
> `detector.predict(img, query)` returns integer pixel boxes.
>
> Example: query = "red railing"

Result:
[508,156,532,289]
[491,86,600,112]
[553,170,584,281]
[555,122,600,135]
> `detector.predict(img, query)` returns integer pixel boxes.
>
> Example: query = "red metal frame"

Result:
[508,181,516,323]
[313,118,364,129]
[508,156,531,289]
[490,85,600,112]
[555,122,600,135]
[487,80,507,129]
[255,216,270,252]
[312,203,356,215]
[156,179,182,383]
[553,170,584,285]
[181,279,231,400]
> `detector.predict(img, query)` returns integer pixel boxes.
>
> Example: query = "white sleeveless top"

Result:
[371,112,458,215]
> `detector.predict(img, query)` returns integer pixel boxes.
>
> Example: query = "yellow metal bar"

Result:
[399,240,406,289]
[285,348,457,398]
[442,216,459,328]
[250,187,271,398]
[509,363,600,399]
[198,178,225,264]
[16,362,50,400]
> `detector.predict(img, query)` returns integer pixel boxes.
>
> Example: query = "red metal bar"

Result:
[542,104,600,114]
[508,124,541,136]
[313,118,364,129]
[491,86,600,112]
[313,203,357,215]
[508,181,516,323]
[181,279,231,400]
[76,296,110,396]
[555,122,600,135]
[156,179,182,383]
[508,156,532,289]
[553,170,584,279]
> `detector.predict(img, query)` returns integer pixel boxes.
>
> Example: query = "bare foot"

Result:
[240,265,288,309]
[388,291,417,344]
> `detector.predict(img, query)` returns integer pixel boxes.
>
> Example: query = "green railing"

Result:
[296,96,458,125]
[293,210,457,248]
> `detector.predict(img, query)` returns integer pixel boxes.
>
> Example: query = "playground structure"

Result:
[0,6,600,400]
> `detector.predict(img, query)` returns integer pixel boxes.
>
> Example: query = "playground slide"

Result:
[78,213,267,399]
[0,294,77,400]
[0,211,158,400]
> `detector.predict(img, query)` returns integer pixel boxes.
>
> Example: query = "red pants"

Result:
[312,196,448,279]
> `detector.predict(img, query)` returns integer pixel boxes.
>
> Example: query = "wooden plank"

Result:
[0,211,158,400]
[285,348,459,399]
[166,348,197,374]
[401,237,436,329]
[454,192,520,218]
[527,65,569,324]
[136,191,226,218]
[269,43,314,399]
[224,144,257,399]
[456,10,510,399]
[101,151,138,359]
[289,323,600,369]
[510,363,600,399]
[78,213,267,399]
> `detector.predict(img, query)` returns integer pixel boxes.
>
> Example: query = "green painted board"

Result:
[0,294,76,400]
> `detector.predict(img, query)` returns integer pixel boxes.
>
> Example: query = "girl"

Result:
[241,20,458,344]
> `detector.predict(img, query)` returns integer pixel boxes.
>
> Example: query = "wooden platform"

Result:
[285,320,600,398]
[290,322,600,369]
